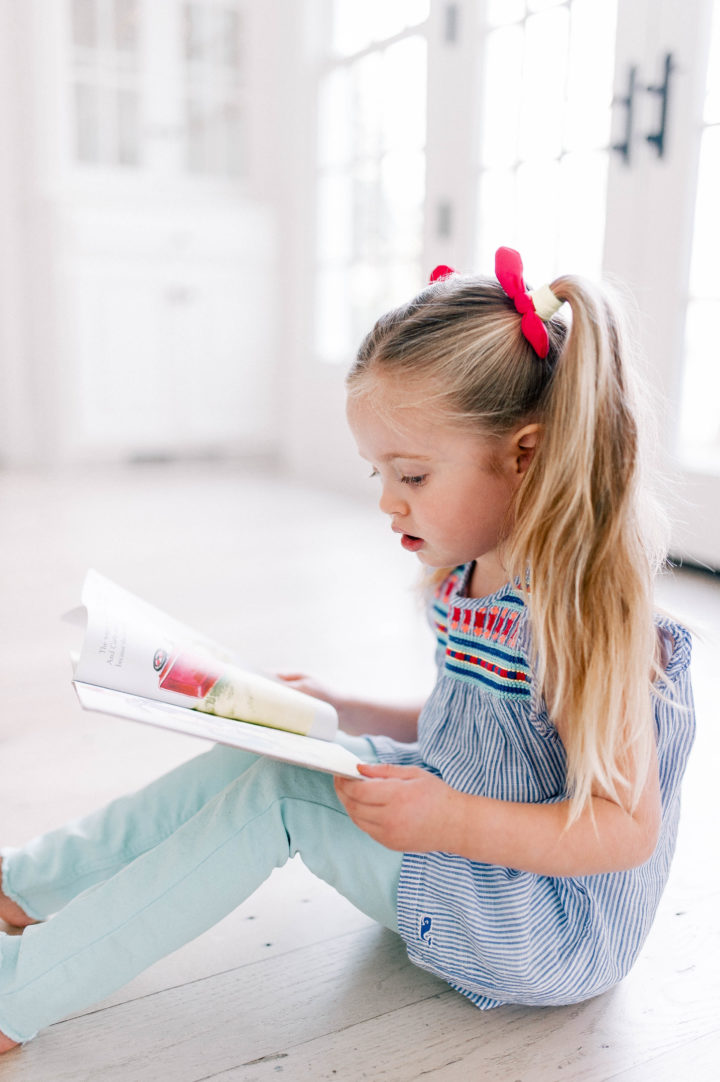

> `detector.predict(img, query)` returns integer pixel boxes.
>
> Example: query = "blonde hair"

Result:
[347,272,666,824]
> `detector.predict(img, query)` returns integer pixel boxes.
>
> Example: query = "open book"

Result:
[66,571,365,778]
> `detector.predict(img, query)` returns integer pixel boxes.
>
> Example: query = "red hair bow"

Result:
[429,264,455,283]
[494,247,549,359]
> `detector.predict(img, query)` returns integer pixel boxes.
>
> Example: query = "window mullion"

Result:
[424,0,482,275]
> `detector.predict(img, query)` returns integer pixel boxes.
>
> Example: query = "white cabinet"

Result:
[0,0,278,465]
[62,205,276,459]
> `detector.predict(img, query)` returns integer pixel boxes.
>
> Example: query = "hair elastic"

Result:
[494,247,562,359]
[429,264,456,283]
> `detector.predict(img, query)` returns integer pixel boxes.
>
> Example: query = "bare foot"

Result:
[0,857,37,929]
[0,1031,20,1054]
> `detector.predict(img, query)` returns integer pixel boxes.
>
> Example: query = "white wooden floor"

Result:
[0,463,718,1082]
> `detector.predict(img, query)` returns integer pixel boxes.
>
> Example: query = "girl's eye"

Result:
[369,468,379,479]
[401,474,427,487]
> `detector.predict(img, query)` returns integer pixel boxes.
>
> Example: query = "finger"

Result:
[335,777,397,807]
[357,763,421,781]
[340,803,393,837]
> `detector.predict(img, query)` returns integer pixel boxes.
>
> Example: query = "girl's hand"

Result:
[276,672,341,709]
[334,763,462,853]
[277,674,421,740]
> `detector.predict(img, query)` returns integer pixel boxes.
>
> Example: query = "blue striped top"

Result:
[368,564,696,1008]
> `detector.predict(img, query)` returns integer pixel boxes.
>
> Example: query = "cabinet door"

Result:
[62,0,246,183]
[68,247,275,460]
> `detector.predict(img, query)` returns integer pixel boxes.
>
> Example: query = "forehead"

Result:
[346,384,488,465]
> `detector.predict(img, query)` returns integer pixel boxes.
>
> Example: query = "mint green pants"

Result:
[0,739,402,1043]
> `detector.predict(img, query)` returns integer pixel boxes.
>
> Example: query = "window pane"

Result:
[184,5,205,61]
[381,37,426,151]
[516,158,561,276]
[477,169,518,268]
[485,0,525,27]
[317,67,352,169]
[71,0,98,50]
[221,9,242,68]
[331,0,429,57]
[678,300,720,455]
[481,26,523,168]
[114,0,139,53]
[74,83,102,162]
[368,0,429,42]
[353,158,382,261]
[316,173,353,262]
[117,88,140,164]
[566,0,618,149]
[379,149,425,255]
[519,10,569,161]
[527,0,566,12]
[557,151,609,274]
[351,52,384,159]
[704,0,720,123]
[688,125,720,298]
[316,267,352,362]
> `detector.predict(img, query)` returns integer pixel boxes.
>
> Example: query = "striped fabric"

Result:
[368,564,696,1008]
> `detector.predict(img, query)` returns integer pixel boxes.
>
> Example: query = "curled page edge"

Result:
[62,605,88,629]
[308,697,339,740]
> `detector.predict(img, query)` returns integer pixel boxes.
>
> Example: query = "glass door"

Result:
[296,0,720,552]
[603,0,719,567]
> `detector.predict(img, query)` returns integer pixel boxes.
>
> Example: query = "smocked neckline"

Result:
[449,563,524,609]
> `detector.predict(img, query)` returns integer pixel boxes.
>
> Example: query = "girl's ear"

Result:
[513,423,542,475]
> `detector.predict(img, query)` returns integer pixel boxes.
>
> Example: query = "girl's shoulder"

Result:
[654,614,692,679]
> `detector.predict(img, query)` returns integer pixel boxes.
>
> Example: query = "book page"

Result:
[74,683,364,779]
[69,571,337,740]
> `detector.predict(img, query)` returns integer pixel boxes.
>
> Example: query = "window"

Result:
[314,1,430,362]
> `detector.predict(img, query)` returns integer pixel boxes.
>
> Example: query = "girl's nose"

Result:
[378,483,408,517]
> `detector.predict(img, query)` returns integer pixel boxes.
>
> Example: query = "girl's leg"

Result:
[0,743,261,922]
[0,754,401,1044]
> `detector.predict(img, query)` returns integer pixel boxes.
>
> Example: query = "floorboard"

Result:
[1,463,718,1081]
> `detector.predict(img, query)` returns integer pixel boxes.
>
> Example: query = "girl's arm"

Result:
[335,744,662,877]
[277,673,423,742]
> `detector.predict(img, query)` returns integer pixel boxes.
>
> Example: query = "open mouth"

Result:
[400,534,424,552]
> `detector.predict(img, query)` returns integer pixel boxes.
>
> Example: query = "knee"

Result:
[240,757,338,805]
[204,743,260,778]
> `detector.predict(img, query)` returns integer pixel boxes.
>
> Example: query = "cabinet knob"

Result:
[165,285,196,305]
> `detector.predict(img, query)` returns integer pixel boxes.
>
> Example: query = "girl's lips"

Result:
[400,533,424,552]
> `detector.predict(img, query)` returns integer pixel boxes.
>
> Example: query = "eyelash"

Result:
[369,469,427,487]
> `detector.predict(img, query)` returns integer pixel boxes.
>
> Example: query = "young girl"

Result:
[0,249,695,1051]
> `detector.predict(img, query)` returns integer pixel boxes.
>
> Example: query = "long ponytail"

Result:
[507,276,661,821]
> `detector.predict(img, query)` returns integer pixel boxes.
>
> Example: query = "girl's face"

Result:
[347,379,529,593]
